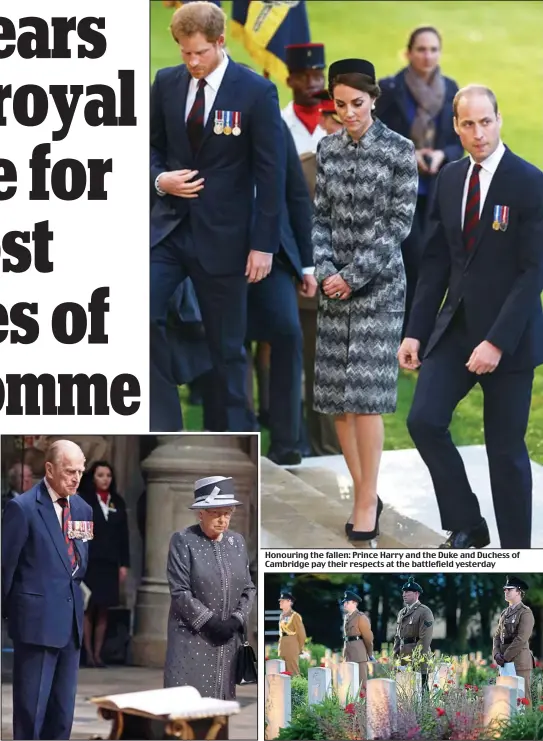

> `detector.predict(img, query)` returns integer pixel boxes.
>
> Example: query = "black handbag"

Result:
[235,628,258,685]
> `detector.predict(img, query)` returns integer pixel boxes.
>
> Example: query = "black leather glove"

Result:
[202,615,240,643]
[494,652,506,667]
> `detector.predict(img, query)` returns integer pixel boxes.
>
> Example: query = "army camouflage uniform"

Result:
[493,601,535,705]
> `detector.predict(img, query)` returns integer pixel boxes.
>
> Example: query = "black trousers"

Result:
[407,310,534,548]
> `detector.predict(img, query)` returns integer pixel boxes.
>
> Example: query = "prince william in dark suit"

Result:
[2,441,92,739]
[150,1,285,432]
[399,85,543,549]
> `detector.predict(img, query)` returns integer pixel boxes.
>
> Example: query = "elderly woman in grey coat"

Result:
[164,476,256,700]
[313,58,418,543]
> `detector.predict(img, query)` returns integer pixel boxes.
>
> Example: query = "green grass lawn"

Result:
[151,1,543,462]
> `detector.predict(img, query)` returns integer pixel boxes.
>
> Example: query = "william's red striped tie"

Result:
[58,497,77,570]
[463,163,482,251]
[186,78,207,154]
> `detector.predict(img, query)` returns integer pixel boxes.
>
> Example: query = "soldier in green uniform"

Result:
[342,590,374,690]
[393,577,434,686]
[493,576,535,705]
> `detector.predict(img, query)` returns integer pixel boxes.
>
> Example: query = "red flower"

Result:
[434,684,439,688]
[345,703,356,715]
[538,704,543,711]
[520,697,530,706]
[436,707,446,717]
[490,663,497,669]
[360,690,365,698]
[473,686,479,692]
[456,711,461,717]
[280,671,292,676]
[464,684,471,689]
[447,679,453,684]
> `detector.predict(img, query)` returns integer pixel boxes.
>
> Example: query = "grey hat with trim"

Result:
[189,476,243,509]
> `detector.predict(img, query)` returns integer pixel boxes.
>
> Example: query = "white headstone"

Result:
[366,678,397,740]
[483,685,516,728]
[431,662,451,690]
[266,659,286,676]
[497,675,525,702]
[336,662,359,707]
[265,674,291,740]
[308,667,332,706]
[396,670,422,701]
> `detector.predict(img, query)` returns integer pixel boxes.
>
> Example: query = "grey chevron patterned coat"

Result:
[313,118,418,414]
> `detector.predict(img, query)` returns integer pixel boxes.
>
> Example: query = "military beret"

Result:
[279,591,294,602]
[503,576,529,591]
[343,590,361,603]
[402,577,423,594]
[328,58,376,86]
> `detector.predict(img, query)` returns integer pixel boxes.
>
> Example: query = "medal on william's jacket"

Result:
[493,204,509,232]
[223,110,232,135]
[213,110,224,135]
[232,111,241,136]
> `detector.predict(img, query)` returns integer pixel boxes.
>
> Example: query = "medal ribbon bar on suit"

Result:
[232,111,241,136]
[223,110,232,135]
[213,110,224,135]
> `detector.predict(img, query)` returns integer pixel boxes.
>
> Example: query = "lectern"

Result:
[90,686,240,740]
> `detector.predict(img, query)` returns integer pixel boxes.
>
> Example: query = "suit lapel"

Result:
[37,482,72,576]
[197,61,240,154]
[465,148,514,268]
[173,65,192,156]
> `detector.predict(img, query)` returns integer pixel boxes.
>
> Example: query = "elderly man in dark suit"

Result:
[150,1,285,432]
[247,119,317,465]
[2,440,93,739]
[399,85,543,549]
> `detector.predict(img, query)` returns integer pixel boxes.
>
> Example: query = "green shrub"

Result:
[291,675,308,710]
[496,707,543,740]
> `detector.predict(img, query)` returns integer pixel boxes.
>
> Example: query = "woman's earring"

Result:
[371,104,376,111]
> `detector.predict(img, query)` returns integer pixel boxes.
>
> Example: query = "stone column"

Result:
[308,667,332,705]
[131,435,257,667]
[366,678,397,740]
[265,674,291,740]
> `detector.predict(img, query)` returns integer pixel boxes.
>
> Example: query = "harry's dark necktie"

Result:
[58,497,77,570]
[186,78,207,154]
[463,163,482,251]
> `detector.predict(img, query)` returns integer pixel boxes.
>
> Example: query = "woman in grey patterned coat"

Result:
[313,58,418,542]
[164,476,256,700]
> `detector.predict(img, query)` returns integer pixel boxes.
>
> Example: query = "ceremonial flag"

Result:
[230,1,310,83]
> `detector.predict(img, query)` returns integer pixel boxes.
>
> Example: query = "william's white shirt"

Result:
[461,140,506,226]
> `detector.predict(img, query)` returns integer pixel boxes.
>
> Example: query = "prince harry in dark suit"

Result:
[399,85,543,549]
[150,1,285,432]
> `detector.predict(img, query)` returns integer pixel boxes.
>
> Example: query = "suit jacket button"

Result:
[67,598,71,602]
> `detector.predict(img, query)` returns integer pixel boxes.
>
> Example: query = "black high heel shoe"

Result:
[345,496,383,538]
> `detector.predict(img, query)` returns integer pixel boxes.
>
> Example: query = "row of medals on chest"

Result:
[213,110,241,137]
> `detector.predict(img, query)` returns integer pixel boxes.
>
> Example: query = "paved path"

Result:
[296,445,543,548]
[1,666,257,739]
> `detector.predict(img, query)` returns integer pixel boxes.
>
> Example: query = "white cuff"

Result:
[155,173,167,197]
[302,266,315,275]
